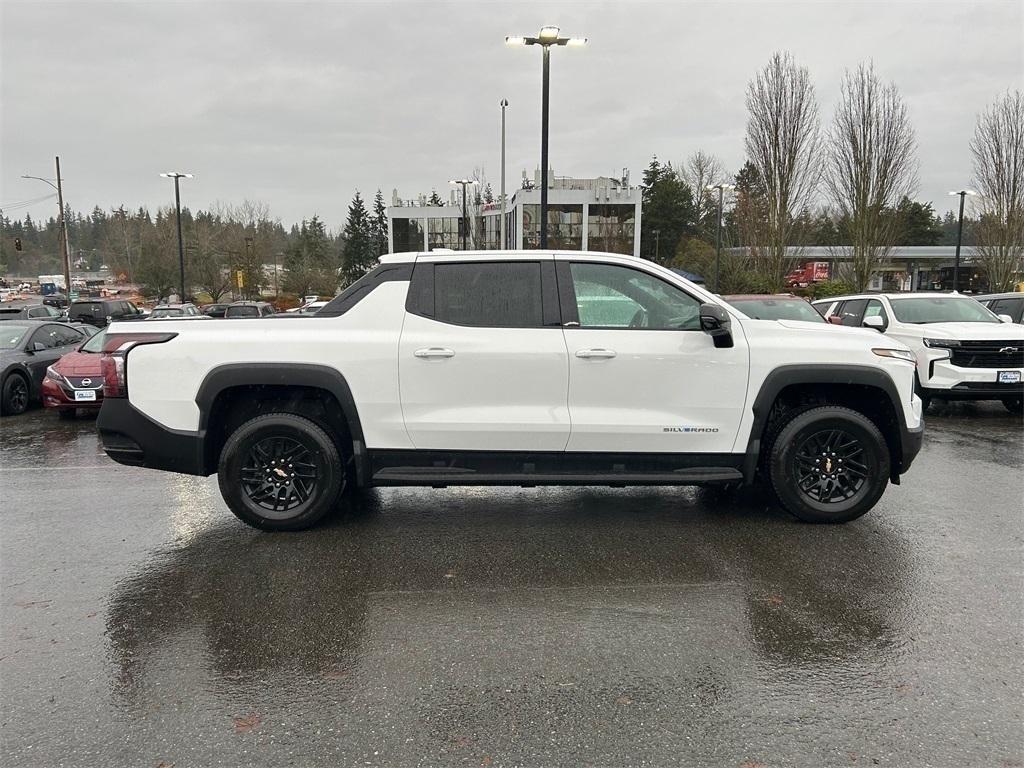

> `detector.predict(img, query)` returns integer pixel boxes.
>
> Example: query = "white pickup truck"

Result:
[97,250,924,530]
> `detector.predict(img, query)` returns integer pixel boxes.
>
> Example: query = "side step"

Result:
[371,467,743,487]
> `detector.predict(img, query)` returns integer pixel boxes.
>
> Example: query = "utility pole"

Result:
[160,172,193,301]
[500,99,508,249]
[949,189,975,292]
[55,157,71,298]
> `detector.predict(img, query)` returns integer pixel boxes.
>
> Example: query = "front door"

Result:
[558,258,749,454]
[399,257,570,451]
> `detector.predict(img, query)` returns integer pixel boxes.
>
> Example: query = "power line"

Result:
[0,192,59,213]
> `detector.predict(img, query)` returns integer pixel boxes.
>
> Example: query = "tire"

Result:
[218,412,346,531]
[1,373,30,416]
[58,408,76,420]
[768,406,890,524]
[1003,396,1023,415]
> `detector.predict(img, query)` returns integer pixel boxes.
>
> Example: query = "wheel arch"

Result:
[743,364,909,484]
[195,363,368,483]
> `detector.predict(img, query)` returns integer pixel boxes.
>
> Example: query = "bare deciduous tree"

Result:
[826,62,917,291]
[743,52,822,291]
[679,150,725,235]
[971,90,1024,292]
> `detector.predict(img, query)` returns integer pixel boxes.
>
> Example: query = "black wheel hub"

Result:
[240,435,319,512]
[9,379,28,412]
[794,428,868,504]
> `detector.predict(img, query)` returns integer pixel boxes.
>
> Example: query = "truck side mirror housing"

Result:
[863,315,886,331]
[699,304,734,348]
[998,314,1013,324]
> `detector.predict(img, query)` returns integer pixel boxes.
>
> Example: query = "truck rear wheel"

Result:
[768,406,890,524]
[218,412,345,531]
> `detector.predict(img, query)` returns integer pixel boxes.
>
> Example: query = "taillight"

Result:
[99,333,177,398]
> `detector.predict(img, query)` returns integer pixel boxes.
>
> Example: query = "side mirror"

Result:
[699,303,734,348]
[863,315,886,331]
[32,342,47,352]
[827,315,844,325]
[998,314,1013,324]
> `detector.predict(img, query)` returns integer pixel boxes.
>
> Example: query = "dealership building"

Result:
[387,170,642,257]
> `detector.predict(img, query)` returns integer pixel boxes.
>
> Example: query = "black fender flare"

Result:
[742,364,916,483]
[195,363,368,484]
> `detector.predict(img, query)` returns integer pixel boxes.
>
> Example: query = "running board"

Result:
[371,467,743,487]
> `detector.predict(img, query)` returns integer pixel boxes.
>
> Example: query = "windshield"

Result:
[0,324,30,350]
[889,297,1000,324]
[150,308,182,318]
[81,328,107,353]
[728,298,824,322]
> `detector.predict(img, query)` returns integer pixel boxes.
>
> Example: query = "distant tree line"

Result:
[0,190,390,300]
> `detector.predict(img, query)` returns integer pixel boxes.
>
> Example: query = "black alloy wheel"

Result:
[218,413,345,531]
[793,428,868,504]
[1,374,29,416]
[768,406,890,524]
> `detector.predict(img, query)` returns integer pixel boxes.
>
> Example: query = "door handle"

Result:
[575,348,617,359]
[414,347,455,359]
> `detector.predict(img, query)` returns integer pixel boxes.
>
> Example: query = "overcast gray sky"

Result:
[2,0,1022,231]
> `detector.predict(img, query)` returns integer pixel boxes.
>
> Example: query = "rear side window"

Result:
[227,305,259,318]
[433,262,543,328]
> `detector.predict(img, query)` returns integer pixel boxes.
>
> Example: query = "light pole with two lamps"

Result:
[949,189,976,292]
[506,26,587,249]
[160,172,193,301]
[707,183,734,292]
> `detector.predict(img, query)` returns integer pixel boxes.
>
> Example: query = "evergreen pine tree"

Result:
[427,189,445,207]
[341,191,376,286]
[370,189,389,256]
[483,184,494,204]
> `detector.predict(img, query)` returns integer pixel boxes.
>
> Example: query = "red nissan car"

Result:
[42,329,106,418]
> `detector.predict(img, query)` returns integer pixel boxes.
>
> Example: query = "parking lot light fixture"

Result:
[160,172,193,301]
[948,189,977,293]
[505,26,587,249]
[707,183,735,291]
[449,179,478,250]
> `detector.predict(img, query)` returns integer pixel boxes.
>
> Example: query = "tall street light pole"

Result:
[161,172,193,301]
[707,183,734,292]
[21,156,71,299]
[506,27,587,249]
[449,179,477,250]
[500,98,508,249]
[948,189,976,292]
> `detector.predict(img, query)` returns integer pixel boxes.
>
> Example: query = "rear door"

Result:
[398,256,570,451]
[557,257,749,454]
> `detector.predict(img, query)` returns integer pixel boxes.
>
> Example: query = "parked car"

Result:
[285,300,328,315]
[148,303,205,319]
[975,292,1024,324]
[97,250,924,531]
[0,304,64,321]
[42,329,107,418]
[723,294,825,323]
[224,301,276,318]
[42,293,69,309]
[1,322,87,415]
[201,303,231,318]
[811,292,1023,413]
[67,298,145,328]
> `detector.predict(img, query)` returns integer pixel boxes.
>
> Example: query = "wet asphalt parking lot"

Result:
[1,404,1022,768]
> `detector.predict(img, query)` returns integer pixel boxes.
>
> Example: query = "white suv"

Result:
[812,293,1023,414]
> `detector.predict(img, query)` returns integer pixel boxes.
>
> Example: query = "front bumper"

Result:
[41,378,103,410]
[922,358,1023,398]
[97,397,208,475]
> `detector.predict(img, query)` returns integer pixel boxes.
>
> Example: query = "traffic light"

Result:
[14,238,22,251]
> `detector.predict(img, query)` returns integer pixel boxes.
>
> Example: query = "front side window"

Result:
[433,262,543,328]
[838,299,867,327]
[863,299,889,326]
[29,326,59,349]
[568,262,702,330]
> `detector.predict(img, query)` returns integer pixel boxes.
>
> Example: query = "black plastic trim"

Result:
[98,398,206,475]
[368,449,744,487]
[194,363,369,483]
[744,364,923,483]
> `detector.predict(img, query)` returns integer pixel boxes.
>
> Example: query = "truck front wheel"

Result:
[768,406,890,524]
[218,413,345,531]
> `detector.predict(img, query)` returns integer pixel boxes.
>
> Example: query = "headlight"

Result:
[45,366,66,384]
[873,348,917,364]
[923,338,960,348]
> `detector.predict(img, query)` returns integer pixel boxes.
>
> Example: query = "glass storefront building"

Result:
[386,175,641,257]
